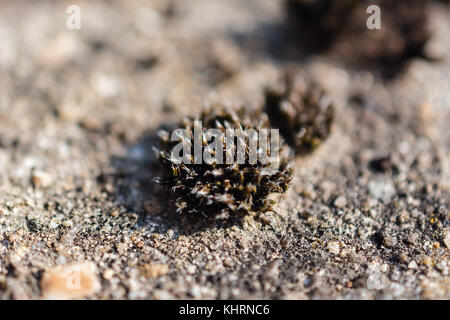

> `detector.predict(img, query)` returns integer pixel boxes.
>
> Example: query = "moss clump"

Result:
[155,104,293,219]
[264,72,334,156]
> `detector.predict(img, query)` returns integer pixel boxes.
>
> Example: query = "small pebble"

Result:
[153,289,173,300]
[381,233,398,248]
[223,258,234,268]
[141,263,169,278]
[334,196,347,208]
[443,228,450,249]
[327,241,340,255]
[398,253,408,263]
[421,256,432,267]
[110,210,119,217]
[435,260,447,272]
[41,262,100,299]
[103,269,114,280]
[31,171,52,188]
[62,220,73,228]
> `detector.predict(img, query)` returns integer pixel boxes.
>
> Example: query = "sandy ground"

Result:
[0,0,448,299]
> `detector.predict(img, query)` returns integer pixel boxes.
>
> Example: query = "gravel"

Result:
[0,0,448,300]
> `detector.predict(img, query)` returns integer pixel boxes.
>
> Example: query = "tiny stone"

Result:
[398,253,408,263]
[380,264,389,273]
[223,258,234,267]
[186,265,196,274]
[334,196,347,208]
[435,260,446,271]
[327,241,340,255]
[62,220,73,228]
[153,289,173,300]
[103,269,114,280]
[407,261,418,269]
[381,233,398,248]
[264,261,280,280]
[427,270,440,278]
[110,210,119,217]
[370,209,378,218]
[407,232,420,245]
[367,273,389,290]
[367,198,378,208]
[189,285,202,298]
[301,187,317,200]
[420,256,432,267]
[31,171,52,188]
[79,117,103,132]
[116,242,128,255]
[396,210,410,223]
